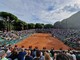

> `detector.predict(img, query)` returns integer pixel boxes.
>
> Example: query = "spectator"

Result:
[44,52,51,60]
[33,50,44,60]
[0,50,8,60]
[31,49,36,58]
[18,48,26,60]
[70,52,76,60]
[56,51,70,60]
[25,50,33,60]
[50,48,54,57]
[8,48,18,60]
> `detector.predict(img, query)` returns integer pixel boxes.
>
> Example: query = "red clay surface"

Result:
[17,33,70,50]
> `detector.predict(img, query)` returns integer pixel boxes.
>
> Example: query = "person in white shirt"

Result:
[71,53,76,60]
[70,51,76,60]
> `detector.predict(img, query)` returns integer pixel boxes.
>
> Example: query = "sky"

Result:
[0,0,80,24]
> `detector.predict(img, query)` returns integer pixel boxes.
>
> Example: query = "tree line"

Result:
[0,12,54,31]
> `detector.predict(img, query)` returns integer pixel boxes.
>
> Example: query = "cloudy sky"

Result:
[0,0,80,24]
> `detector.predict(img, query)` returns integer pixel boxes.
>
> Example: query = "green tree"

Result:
[0,11,19,31]
[0,12,18,22]
[13,20,27,30]
[28,23,35,29]
[0,20,5,30]
[35,23,43,29]
[0,11,28,31]
[22,21,28,30]
[44,24,53,29]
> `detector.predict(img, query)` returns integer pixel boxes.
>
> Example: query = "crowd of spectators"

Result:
[1,29,80,49]
[0,45,80,60]
[0,29,35,45]
[0,29,80,60]
[51,29,80,49]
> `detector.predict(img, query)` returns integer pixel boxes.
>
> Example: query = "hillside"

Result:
[54,11,80,29]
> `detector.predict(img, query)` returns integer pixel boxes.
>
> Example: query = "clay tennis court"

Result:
[17,33,70,50]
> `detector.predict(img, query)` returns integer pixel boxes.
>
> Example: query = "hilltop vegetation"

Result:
[0,11,54,31]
